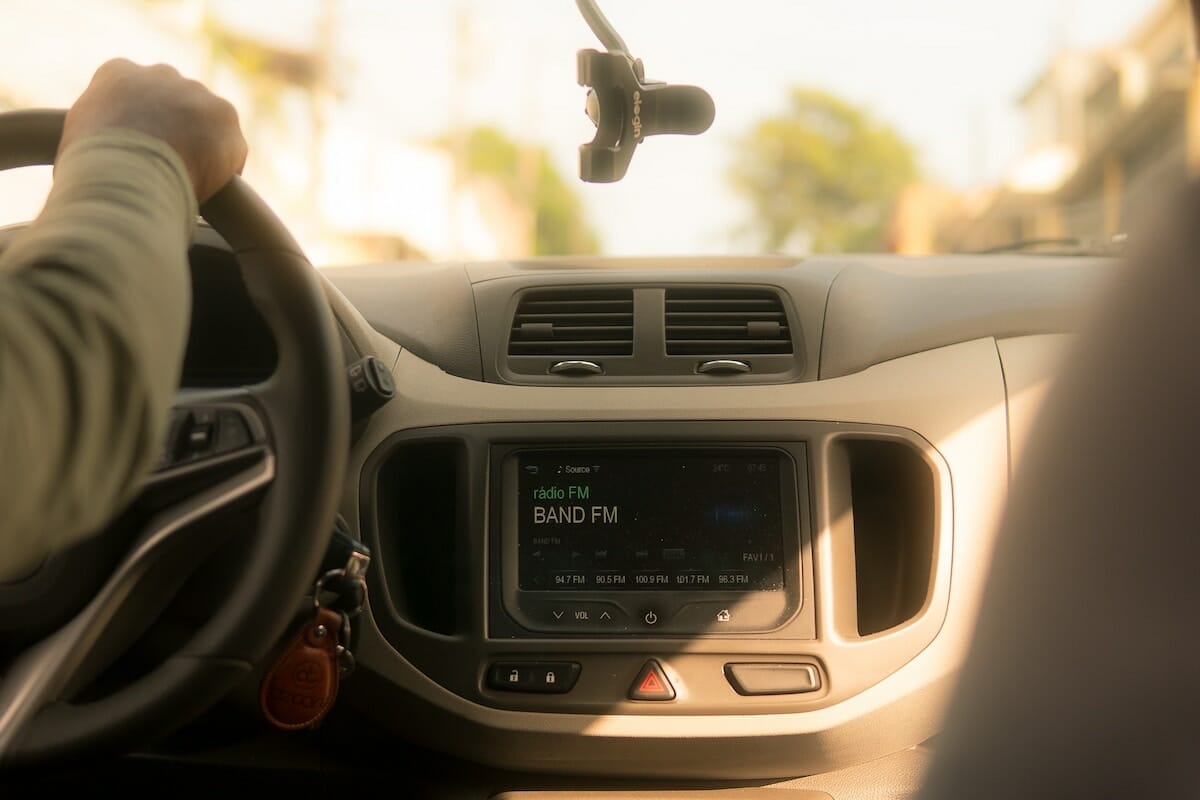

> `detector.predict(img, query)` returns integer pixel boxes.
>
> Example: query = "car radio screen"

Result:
[517,449,785,591]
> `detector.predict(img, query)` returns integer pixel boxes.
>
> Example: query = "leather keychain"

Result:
[260,606,344,730]
[260,547,369,731]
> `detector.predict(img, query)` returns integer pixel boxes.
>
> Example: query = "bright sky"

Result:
[0,0,1169,257]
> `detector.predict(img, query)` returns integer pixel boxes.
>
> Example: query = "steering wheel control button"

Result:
[629,659,675,701]
[347,356,397,423]
[183,408,217,454]
[159,406,263,470]
[488,662,580,694]
[185,422,213,451]
[724,663,821,696]
[215,409,253,453]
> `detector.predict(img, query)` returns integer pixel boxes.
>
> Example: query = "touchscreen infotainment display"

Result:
[517,449,785,591]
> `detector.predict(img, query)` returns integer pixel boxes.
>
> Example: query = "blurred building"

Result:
[938,0,1197,252]
[316,126,533,265]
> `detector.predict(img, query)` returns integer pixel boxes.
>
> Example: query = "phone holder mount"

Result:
[576,1,715,183]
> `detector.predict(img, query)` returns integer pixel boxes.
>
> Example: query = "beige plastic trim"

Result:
[466,255,803,282]
[817,430,950,647]
[996,335,1072,476]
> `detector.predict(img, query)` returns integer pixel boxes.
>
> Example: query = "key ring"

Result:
[312,566,367,618]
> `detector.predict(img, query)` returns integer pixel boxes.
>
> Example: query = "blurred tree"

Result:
[729,88,918,253]
[134,0,335,97]
[200,9,335,107]
[454,126,600,256]
[132,0,336,213]
[203,7,334,185]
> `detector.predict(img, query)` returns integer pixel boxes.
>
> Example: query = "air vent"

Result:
[508,288,634,357]
[665,288,793,356]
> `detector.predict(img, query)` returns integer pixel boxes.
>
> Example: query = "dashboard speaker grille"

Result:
[665,288,793,356]
[508,288,634,357]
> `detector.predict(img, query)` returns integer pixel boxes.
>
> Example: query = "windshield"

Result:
[0,0,1177,262]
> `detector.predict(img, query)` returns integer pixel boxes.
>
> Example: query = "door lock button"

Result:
[487,661,581,694]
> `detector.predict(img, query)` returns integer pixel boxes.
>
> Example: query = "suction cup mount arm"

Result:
[575,0,716,183]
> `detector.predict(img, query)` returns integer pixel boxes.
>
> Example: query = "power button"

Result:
[641,609,661,627]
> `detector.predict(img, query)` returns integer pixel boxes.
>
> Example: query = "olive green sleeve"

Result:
[0,129,196,581]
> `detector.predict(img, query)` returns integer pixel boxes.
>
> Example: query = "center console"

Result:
[323,257,1019,781]
[346,394,962,787]
[359,417,948,723]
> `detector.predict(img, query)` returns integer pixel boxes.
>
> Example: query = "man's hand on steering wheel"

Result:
[61,58,248,203]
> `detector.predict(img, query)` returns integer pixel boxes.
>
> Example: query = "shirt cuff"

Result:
[53,126,198,239]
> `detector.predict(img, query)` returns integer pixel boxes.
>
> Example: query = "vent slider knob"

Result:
[697,359,752,375]
[549,360,605,376]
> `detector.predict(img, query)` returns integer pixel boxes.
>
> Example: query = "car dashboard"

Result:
[97,243,1107,794]
[216,250,1101,789]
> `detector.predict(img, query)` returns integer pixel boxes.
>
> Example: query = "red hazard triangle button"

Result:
[629,659,675,701]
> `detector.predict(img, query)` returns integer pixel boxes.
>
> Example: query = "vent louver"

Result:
[665,288,793,356]
[508,288,634,357]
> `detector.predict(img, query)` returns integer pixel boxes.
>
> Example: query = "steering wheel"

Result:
[0,110,349,764]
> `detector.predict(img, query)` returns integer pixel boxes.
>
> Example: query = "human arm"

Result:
[0,60,246,581]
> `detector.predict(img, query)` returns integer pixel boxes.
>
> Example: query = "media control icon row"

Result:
[516,596,778,634]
